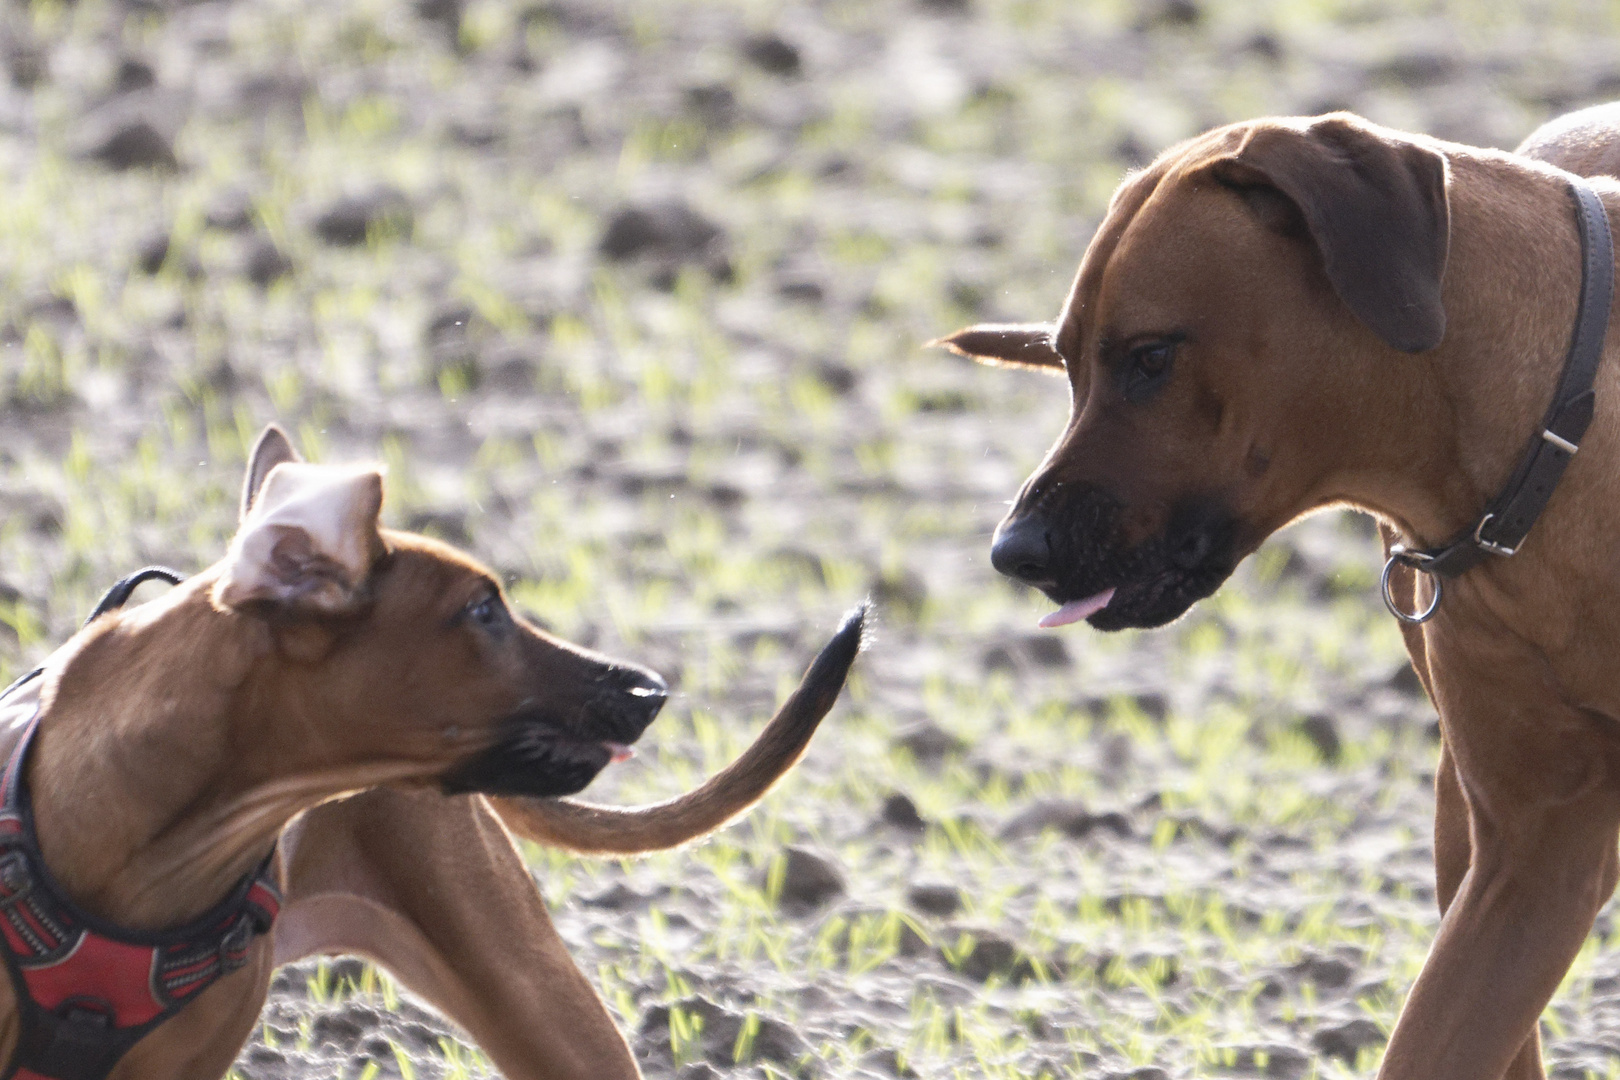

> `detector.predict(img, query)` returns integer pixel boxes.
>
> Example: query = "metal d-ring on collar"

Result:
[1381,175,1615,625]
[1381,548,1442,625]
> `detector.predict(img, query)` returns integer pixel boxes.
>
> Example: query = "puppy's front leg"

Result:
[274,788,641,1080]
[1380,700,1620,1080]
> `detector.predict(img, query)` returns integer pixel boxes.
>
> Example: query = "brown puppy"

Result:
[939,110,1620,1079]
[0,425,863,1079]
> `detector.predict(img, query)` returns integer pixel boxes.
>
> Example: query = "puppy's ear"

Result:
[214,462,386,616]
[929,323,1065,373]
[1216,114,1451,353]
[241,425,302,523]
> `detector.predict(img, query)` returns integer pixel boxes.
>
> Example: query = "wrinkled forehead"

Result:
[370,530,496,607]
[1053,123,1254,364]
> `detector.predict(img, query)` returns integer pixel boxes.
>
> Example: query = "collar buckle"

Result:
[1472,513,1520,558]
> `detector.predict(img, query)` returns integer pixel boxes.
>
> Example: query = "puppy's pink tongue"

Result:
[606,743,636,764]
[1038,588,1116,629]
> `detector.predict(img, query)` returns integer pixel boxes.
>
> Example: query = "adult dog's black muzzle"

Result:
[992,484,1242,631]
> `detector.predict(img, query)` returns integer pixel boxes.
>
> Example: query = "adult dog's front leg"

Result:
[1388,531,1544,1078]
[1380,731,1620,1080]
[1431,739,1544,1080]
[273,788,641,1080]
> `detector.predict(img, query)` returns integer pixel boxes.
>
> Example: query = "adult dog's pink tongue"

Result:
[1038,588,1116,629]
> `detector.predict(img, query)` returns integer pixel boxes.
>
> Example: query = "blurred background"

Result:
[4,1,1620,1078]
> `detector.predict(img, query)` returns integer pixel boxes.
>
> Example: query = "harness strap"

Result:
[79,569,185,628]
[1384,175,1615,621]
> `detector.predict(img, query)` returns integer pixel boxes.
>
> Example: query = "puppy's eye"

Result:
[466,594,508,629]
[1123,340,1176,402]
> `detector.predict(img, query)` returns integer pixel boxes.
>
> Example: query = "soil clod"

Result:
[771,845,846,911]
[879,791,927,832]
[135,230,171,275]
[313,188,414,247]
[243,238,293,287]
[892,721,965,763]
[1298,713,1343,764]
[742,34,802,77]
[999,799,1093,841]
[1311,1017,1385,1063]
[599,200,731,286]
[906,881,962,916]
[78,111,178,171]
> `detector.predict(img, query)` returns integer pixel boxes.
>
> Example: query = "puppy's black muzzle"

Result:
[586,662,670,739]
[443,662,669,799]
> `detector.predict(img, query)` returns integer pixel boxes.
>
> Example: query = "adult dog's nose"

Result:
[991,516,1053,584]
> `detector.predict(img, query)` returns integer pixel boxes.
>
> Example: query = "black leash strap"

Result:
[1383,176,1614,623]
[80,568,186,627]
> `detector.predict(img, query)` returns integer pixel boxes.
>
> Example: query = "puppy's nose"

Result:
[991,516,1053,584]
[607,664,668,723]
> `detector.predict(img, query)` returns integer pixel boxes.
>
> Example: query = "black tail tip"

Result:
[838,601,869,642]
[803,602,868,690]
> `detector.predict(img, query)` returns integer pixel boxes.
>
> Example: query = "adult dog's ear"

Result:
[241,424,302,523]
[929,323,1065,373]
[1215,114,1451,353]
[214,462,386,616]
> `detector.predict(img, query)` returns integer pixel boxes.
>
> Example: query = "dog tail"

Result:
[490,604,867,855]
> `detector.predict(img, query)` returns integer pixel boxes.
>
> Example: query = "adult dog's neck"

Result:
[1343,148,1604,556]
[24,573,413,930]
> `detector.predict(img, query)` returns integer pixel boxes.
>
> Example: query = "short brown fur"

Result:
[941,109,1620,1079]
[0,425,863,1079]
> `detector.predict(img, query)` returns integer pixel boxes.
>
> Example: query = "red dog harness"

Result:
[0,569,281,1080]
[0,711,281,1080]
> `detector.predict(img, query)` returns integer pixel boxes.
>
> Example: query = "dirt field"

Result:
[5,0,1620,1077]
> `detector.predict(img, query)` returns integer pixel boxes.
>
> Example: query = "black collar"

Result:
[1383,175,1615,623]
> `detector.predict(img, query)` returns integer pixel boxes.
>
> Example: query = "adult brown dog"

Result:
[0,425,863,1078]
[937,109,1620,1079]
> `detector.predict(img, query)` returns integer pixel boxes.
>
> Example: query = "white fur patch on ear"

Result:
[213,463,385,614]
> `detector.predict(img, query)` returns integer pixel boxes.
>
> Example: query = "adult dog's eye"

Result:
[1123,340,1176,402]
[466,594,509,630]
